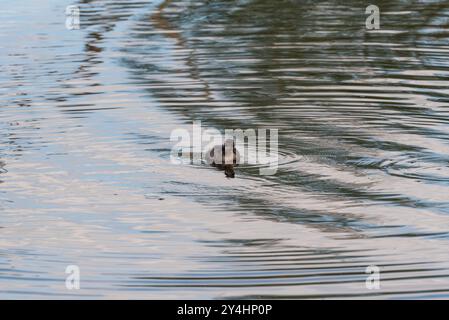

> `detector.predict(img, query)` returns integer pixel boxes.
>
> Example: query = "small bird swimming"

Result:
[205,139,240,178]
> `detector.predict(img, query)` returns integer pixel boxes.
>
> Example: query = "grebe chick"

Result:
[205,139,240,178]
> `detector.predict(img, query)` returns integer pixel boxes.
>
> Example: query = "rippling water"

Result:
[1,0,449,299]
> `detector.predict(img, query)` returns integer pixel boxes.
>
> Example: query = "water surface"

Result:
[1,0,449,299]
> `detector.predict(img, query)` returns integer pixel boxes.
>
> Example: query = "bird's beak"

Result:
[224,165,235,178]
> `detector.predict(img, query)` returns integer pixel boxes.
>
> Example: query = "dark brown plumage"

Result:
[205,139,240,178]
